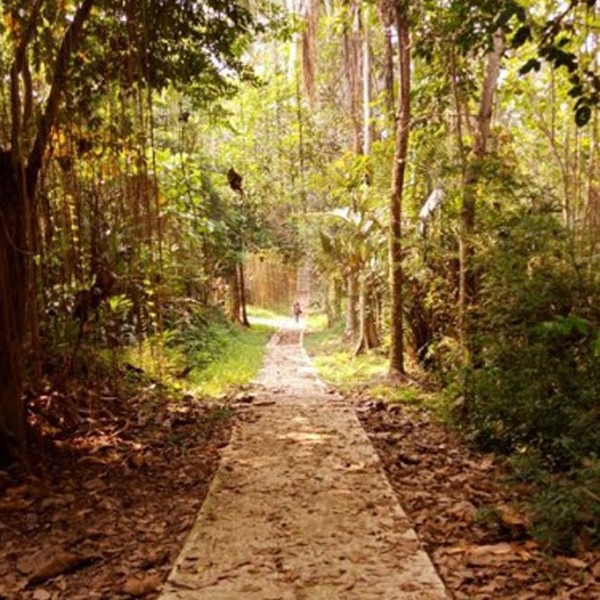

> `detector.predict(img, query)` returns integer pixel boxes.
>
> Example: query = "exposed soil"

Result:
[0,384,232,600]
[356,395,600,599]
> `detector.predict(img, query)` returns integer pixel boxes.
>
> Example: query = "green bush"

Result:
[454,208,600,551]
[461,209,600,471]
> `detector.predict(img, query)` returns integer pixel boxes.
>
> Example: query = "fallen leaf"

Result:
[469,542,513,556]
[83,477,105,491]
[17,554,37,576]
[0,498,34,511]
[123,573,162,597]
[558,556,588,570]
[129,453,145,468]
[444,544,469,555]
[449,501,477,523]
[28,550,99,585]
[467,543,519,566]
[479,456,495,470]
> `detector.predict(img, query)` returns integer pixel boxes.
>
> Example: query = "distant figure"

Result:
[292,300,303,323]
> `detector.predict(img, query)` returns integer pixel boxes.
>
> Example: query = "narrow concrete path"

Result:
[159,325,448,600]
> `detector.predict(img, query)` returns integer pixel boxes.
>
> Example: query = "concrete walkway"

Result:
[159,324,448,600]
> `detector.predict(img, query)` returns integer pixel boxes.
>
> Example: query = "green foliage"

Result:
[461,208,600,471]
[305,317,387,391]
[190,322,273,396]
[509,451,600,553]
[127,303,274,397]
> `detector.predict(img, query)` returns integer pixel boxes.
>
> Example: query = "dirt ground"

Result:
[0,385,232,600]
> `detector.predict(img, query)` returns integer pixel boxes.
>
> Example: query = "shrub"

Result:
[461,209,600,471]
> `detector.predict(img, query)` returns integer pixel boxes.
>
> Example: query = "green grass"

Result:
[125,317,275,399]
[246,305,287,320]
[304,314,444,410]
[303,315,387,392]
[303,313,343,354]
[190,324,274,396]
[124,333,189,388]
[305,311,328,333]
[312,351,388,392]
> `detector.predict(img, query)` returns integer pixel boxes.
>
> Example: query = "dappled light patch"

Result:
[279,430,331,444]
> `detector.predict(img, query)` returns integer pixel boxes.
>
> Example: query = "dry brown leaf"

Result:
[448,500,477,523]
[16,554,37,576]
[5,484,30,498]
[497,503,529,529]
[557,556,588,570]
[479,457,495,470]
[28,550,98,585]
[83,477,105,491]
[129,453,145,468]
[469,542,513,556]
[0,498,34,511]
[466,543,519,567]
[122,573,162,597]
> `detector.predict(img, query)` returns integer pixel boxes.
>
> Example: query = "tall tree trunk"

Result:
[583,110,598,260]
[239,262,250,327]
[229,266,242,324]
[458,30,504,355]
[354,277,380,355]
[325,276,339,328]
[343,0,363,156]
[0,153,27,463]
[301,0,320,104]
[0,0,95,464]
[378,0,395,122]
[344,273,359,341]
[388,3,411,377]
[355,4,380,353]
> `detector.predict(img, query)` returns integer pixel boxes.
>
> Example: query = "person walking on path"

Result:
[292,300,303,323]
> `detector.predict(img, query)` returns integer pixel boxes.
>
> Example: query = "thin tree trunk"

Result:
[239,262,250,327]
[343,0,362,155]
[354,277,380,355]
[388,3,411,377]
[325,276,338,328]
[355,4,380,353]
[0,152,27,463]
[458,29,504,356]
[344,273,358,341]
[378,0,395,122]
[229,267,242,324]
[583,110,598,260]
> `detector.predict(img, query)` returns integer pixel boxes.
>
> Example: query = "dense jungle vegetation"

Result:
[0,0,599,554]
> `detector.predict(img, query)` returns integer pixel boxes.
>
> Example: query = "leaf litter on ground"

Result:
[355,392,600,599]
[0,381,233,600]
